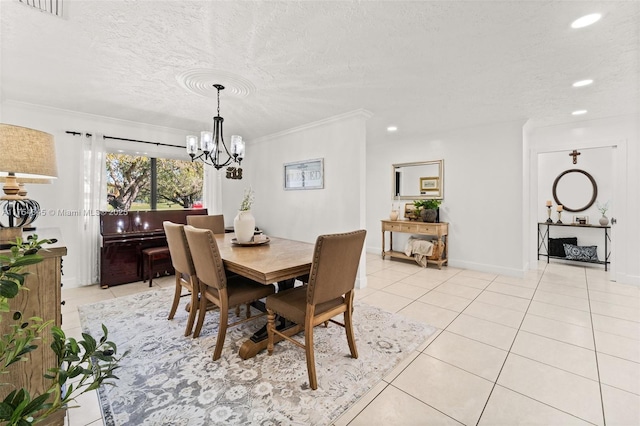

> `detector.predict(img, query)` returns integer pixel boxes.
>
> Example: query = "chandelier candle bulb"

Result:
[556,205,563,212]
[546,200,552,207]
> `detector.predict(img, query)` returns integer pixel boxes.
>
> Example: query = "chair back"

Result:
[183,225,227,290]
[187,214,225,234]
[163,221,195,275]
[307,229,366,305]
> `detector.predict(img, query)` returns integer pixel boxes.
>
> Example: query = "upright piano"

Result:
[99,209,208,288]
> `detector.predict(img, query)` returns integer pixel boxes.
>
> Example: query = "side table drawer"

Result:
[417,224,440,234]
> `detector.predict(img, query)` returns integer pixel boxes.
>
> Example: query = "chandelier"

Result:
[186,84,245,180]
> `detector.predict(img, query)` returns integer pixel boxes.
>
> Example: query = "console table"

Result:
[381,220,448,268]
[537,222,611,270]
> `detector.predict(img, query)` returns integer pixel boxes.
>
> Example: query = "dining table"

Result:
[214,232,315,359]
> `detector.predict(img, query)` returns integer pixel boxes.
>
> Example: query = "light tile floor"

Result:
[61,256,640,426]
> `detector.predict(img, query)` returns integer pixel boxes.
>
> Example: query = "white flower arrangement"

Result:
[596,201,609,215]
[240,186,254,211]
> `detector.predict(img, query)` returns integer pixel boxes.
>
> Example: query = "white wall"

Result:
[222,110,370,287]
[2,101,193,287]
[367,119,527,277]
[529,114,639,285]
[537,147,614,262]
[221,110,370,242]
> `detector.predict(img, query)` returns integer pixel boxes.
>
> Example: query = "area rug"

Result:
[78,288,436,426]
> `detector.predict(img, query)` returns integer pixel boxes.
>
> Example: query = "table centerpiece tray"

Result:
[231,236,270,246]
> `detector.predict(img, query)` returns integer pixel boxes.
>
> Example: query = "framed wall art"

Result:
[419,176,439,193]
[284,158,324,190]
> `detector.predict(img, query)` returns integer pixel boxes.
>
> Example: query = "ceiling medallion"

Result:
[176,69,255,99]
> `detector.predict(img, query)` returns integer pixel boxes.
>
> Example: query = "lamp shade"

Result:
[0,124,58,179]
[0,177,52,184]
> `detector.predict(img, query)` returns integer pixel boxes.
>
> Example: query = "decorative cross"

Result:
[569,149,581,164]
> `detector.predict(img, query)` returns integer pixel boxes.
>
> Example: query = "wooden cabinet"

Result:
[381,220,449,268]
[0,236,66,425]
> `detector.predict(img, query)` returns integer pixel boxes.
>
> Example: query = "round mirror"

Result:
[552,169,597,212]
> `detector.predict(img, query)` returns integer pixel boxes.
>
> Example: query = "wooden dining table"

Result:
[214,233,315,359]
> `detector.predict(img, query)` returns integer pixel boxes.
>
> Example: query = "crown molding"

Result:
[251,109,373,144]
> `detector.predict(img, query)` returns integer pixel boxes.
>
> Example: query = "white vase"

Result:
[599,215,609,226]
[234,210,255,243]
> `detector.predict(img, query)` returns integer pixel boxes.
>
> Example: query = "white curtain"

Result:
[78,132,106,286]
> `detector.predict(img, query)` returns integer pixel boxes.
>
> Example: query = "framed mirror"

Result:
[392,160,444,200]
[552,169,597,212]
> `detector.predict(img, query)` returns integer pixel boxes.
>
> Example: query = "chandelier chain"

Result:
[217,87,221,117]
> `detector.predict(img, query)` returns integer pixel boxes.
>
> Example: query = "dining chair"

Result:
[186,213,248,318]
[183,225,275,360]
[163,221,199,337]
[266,229,367,390]
[186,214,225,234]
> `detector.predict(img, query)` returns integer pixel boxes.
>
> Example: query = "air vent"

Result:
[18,0,63,17]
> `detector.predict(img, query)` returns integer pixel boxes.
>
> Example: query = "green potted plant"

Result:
[413,199,442,223]
[0,236,125,425]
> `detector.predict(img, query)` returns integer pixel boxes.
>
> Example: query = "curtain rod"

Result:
[65,131,184,149]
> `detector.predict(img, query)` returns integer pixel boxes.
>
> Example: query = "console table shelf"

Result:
[537,222,611,270]
[381,220,448,268]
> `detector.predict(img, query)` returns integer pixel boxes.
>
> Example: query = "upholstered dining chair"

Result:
[163,221,199,337]
[183,225,275,360]
[187,213,250,317]
[186,214,225,234]
[266,229,367,390]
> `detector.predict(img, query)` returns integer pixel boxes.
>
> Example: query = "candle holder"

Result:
[546,206,553,223]
[556,211,563,224]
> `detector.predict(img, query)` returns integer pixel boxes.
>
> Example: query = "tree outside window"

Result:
[106,153,203,211]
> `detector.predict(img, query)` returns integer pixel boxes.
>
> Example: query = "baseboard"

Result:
[614,272,640,286]
[356,275,368,289]
[60,276,80,289]
[447,259,526,278]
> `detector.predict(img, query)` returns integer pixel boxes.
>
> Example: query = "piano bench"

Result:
[142,246,171,287]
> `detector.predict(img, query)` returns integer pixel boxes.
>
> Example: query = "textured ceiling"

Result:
[1,1,638,141]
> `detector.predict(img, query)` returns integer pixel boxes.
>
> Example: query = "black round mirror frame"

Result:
[552,168,598,212]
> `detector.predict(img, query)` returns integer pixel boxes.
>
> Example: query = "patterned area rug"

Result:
[78,288,436,425]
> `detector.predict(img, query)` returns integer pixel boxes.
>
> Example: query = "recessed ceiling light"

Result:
[572,110,588,115]
[387,126,398,132]
[571,13,601,29]
[573,79,593,87]
[117,149,124,153]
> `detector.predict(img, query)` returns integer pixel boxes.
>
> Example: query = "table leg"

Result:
[381,230,385,258]
[238,278,300,359]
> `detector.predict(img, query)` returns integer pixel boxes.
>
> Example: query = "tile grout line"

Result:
[585,269,607,426]
[474,265,548,426]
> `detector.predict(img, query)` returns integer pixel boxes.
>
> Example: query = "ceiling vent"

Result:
[18,0,63,18]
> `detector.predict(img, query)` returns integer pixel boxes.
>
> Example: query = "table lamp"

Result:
[0,124,58,246]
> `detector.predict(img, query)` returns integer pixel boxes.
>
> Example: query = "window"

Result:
[106,153,204,211]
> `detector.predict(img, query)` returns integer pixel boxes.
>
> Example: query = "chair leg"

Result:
[344,307,358,359]
[266,309,276,355]
[192,291,208,338]
[235,305,240,317]
[148,255,154,287]
[305,315,318,390]
[184,278,199,337]
[168,274,181,320]
[245,303,252,319]
[213,305,228,361]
